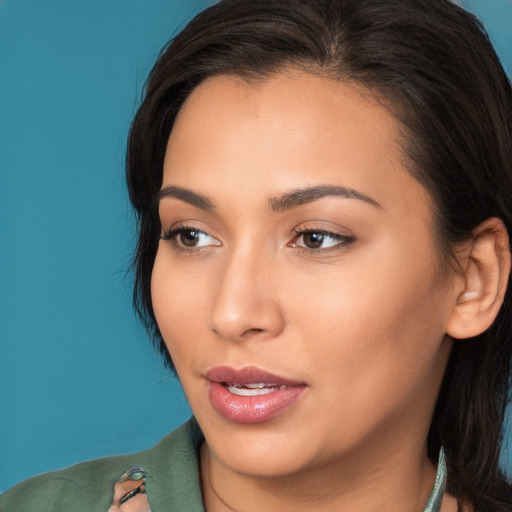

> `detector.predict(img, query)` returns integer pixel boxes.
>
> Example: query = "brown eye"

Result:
[179,229,201,247]
[161,226,221,250]
[291,229,354,251]
[302,232,325,249]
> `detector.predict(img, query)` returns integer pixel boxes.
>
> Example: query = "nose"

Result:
[207,246,285,343]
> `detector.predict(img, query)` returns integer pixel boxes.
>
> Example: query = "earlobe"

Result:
[446,218,511,340]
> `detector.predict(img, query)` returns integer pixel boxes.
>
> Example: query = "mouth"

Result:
[206,366,307,424]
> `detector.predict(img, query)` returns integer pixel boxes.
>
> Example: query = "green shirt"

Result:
[0,419,205,512]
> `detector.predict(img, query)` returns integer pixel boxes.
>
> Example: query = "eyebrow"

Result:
[157,185,214,211]
[269,185,382,212]
[156,184,382,212]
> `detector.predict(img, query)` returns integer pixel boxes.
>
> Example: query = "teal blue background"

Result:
[1,0,511,491]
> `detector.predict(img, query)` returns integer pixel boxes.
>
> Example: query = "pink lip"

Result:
[206,366,307,424]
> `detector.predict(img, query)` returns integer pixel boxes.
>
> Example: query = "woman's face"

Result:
[152,71,457,477]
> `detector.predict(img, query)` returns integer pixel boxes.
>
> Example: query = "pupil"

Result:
[305,232,323,248]
[181,230,199,247]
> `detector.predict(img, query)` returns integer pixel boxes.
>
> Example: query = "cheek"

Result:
[286,243,451,390]
[151,251,208,363]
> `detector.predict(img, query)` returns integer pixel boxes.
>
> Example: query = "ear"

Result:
[446,217,511,340]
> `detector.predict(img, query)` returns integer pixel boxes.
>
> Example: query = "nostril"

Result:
[241,328,264,337]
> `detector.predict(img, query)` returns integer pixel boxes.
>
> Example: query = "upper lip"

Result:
[206,366,305,386]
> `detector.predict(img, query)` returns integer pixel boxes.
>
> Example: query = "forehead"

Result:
[163,71,431,220]
[171,71,398,160]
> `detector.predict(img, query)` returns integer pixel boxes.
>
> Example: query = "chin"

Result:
[216,446,311,478]
[200,416,322,478]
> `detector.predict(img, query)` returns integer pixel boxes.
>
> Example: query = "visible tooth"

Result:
[226,385,286,396]
[245,383,270,389]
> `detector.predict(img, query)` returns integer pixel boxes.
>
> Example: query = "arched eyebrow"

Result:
[269,185,382,211]
[156,184,381,212]
[157,185,214,211]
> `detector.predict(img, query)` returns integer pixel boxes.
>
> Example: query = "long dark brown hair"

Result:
[126,1,512,509]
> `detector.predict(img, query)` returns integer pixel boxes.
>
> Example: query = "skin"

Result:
[151,71,462,511]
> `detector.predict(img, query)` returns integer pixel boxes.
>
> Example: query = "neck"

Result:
[200,439,439,512]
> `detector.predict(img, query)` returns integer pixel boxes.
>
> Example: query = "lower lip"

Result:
[209,382,307,424]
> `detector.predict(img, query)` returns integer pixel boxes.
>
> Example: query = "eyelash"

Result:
[160,225,355,254]
[160,225,217,253]
[289,227,355,253]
